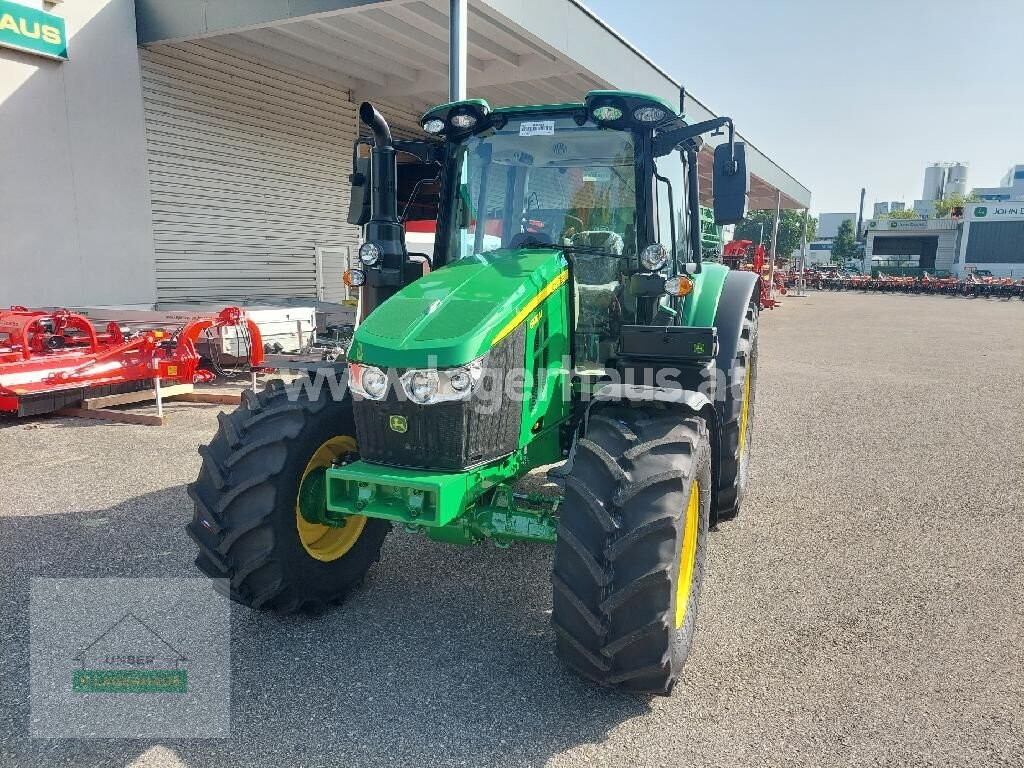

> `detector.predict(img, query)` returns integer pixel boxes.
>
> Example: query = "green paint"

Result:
[426,485,559,546]
[0,1,67,60]
[349,248,568,369]
[683,262,730,327]
[324,455,525,528]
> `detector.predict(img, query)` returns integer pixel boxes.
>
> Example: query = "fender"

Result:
[591,383,712,412]
[549,384,716,479]
[712,269,760,382]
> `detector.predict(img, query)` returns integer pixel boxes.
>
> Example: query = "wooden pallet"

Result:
[55,383,242,426]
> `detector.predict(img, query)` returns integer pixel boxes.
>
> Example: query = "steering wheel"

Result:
[558,213,586,241]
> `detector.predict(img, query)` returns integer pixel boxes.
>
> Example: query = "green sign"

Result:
[0,1,67,60]
[974,206,988,218]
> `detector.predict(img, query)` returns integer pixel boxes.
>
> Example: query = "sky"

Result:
[583,0,1022,216]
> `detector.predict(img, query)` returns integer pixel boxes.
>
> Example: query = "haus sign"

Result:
[0,1,67,60]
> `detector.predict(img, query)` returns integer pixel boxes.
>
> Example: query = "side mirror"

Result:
[713,141,749,226]
[347,155,371,226]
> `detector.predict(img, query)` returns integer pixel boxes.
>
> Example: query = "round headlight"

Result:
[422,118,446,134]
[450,113,477,129]
[362,367,388,399]
[449,369,472,392]
[359,242,381,266]
[592,105,623,122]
[634,105,667,123]
[641,243,670,271]
[407,370,439,404]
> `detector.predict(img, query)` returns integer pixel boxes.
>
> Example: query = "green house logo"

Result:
[974,206,988,218]
[389,415,408,433]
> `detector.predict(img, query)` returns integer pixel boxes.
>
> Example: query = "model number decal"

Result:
[519,121,555,137]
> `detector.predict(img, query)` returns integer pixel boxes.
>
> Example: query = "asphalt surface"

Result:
[1,291,1022,767]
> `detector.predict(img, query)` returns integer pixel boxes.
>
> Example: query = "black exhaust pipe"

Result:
[358,102,408,307]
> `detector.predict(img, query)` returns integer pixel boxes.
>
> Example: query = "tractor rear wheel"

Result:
[714,302,758,524]
[551,405,712,694]
[186,379,390,613]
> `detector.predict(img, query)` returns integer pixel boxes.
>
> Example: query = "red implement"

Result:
[0,307,263,416]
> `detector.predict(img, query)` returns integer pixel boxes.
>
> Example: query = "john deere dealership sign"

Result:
[0,1,67,60]
[972,205,1024,220]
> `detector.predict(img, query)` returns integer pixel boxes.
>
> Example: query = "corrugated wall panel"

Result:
[140,43,426,304]
[140,42,359,304]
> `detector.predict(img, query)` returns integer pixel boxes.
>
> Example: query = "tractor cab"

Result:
[349,92,750,377]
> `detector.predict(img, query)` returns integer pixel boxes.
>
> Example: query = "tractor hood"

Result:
[348,249,568,369]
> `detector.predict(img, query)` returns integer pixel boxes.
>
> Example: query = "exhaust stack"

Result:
[358,102,408,306]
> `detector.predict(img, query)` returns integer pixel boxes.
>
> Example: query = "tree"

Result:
[733,209,818,260]
[830,219,858,263]
[884,208,920,220]
[933,192,980,218]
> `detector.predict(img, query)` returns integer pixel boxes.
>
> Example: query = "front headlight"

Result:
[349,363,388,400]
[641,243,669,271]
[359,242,381,266]
[400,358,484,405]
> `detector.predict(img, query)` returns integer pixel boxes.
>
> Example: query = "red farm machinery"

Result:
[0,306,263,417]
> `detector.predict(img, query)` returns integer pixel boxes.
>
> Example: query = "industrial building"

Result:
[0,0,810,312]
[863,161,1024,277]
[802,211,856,266]
[972,165,1024,202]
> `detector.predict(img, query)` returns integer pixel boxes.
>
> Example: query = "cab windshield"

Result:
[444,115,638,262]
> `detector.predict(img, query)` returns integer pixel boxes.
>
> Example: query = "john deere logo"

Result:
[974,206,988,218]
[693,342,706,354]
[389,415,408,433]
[889,221,899,228]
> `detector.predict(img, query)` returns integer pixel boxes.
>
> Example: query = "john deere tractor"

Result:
[188,91,760,694]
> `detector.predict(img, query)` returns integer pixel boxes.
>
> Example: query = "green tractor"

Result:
[188,90,760,694]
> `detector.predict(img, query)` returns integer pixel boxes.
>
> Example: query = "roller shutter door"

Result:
[140,43,361,304]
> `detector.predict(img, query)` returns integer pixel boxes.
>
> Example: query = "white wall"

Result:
[0,0,156,307]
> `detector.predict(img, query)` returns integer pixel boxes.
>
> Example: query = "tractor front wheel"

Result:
[714,302,758,523]
[551,405,712,694]
[187,379,390,613]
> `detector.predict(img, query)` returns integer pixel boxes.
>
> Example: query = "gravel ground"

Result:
[1,292,1022,767]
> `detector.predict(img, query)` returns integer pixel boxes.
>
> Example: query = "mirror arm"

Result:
[654,116,733,157]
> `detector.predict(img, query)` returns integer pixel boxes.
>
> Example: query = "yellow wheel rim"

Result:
[295,436,367,562]
[675,480,700,629]
[738,361,753,460]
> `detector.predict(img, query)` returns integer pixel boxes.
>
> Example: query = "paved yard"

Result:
[1,292,1022,767]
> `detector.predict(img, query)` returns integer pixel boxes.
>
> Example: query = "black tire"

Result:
[551,405,713,695]
[714,303,758,523]
[186,378,390,613]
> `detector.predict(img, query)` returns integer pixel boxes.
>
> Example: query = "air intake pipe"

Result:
[359,102,408,302]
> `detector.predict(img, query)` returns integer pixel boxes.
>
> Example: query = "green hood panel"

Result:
[349,249,569,369]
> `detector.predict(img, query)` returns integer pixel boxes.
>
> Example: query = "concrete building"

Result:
[912,162,968,219]
[801,212,856,267]
[873,202,890,218]
[972,164,1024,202]
[863,218,960,274]
[958,202,1024,277]
[818,212,857,239]
[0,0,811,310]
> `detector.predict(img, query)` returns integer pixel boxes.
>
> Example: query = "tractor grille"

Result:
[352,325,525,471]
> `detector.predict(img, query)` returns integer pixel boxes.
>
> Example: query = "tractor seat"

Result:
[571,231,624,285]
[509,231,553,250]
